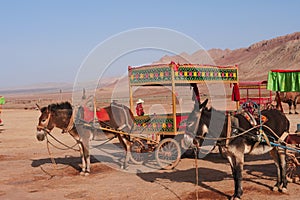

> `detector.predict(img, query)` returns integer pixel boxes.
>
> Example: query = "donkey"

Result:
[182,99,290,200]
[277,92,300,114]
[36,101,134,175]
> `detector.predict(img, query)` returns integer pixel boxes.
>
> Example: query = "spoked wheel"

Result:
[155,138,181,170]
[129,138,147,165]
[286,152,299,183]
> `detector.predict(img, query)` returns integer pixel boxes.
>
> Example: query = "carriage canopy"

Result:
[128,62,239,136]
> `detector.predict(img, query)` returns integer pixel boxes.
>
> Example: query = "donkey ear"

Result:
[36,104,41,111]
[199,99,208,110]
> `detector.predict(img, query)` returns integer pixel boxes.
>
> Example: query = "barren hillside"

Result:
[154,32,300,81]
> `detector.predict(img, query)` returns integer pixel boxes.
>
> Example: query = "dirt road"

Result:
[0,109,299,200]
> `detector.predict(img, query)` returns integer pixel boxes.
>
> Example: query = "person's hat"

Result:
[136,99,144,104]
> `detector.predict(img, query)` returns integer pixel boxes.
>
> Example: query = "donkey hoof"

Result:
[80,171,86,176]
[230,196,240,200]
[84,172,90,176]
[281,187,288,194]
[272,186,279,192]
[121,165,129,170]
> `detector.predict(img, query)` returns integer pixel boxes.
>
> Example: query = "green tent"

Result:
[0,96,5,105]
[267,70,300,92]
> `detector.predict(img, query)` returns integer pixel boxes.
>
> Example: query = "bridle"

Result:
[37,110,52,134]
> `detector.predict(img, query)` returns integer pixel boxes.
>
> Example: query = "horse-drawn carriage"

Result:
[36,62,239,174]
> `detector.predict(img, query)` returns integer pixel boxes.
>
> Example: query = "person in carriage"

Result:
[135,98,145,116]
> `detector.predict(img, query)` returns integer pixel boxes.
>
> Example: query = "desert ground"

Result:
[0,99,300,200]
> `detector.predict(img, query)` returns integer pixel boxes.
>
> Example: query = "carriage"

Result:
[126,62,239,168]
[239,80,273,109]
[267,69,300,182]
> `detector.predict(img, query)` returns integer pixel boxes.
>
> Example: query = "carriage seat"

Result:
[80,106,110,123]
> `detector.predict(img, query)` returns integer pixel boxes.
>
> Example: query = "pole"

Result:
[171,66,177,134]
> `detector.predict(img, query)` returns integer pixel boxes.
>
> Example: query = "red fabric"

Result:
[232,83,240,101]
[96,108,110,122]
[176,115,188,129]
[83,107,110,122]
[136,103,144,116]
[271,69,300,73]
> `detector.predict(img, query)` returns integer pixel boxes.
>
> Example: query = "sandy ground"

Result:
[0,108,300,200]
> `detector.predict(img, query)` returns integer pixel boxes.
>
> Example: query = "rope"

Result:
[194,122,300,153]
[47,132,80,151]
[195,124,262,141]
[261,124,300,152]
[45,134,57,165]
[194,148,199,200]
[89,136,116,149]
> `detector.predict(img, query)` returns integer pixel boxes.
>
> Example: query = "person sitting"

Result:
[136,99,144,116]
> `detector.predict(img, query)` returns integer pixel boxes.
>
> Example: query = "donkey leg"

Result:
[123,145,130,170]
[270,148,283,191]
[278,148,288,193]
[82,140,91,176]
[78,142,87,175]
[294,103,298,114]
[227,150,244,199]
[116,134,130,170]
[288,102,292,114]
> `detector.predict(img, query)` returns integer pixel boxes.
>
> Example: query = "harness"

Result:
[36,111,52,133]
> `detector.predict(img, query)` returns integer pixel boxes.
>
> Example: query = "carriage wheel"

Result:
[286,152,298,183]
[155,138,181,170]
[129,138,147,165]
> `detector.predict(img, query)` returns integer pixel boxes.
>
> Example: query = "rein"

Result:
[194,123,300,152]
[194,124,262,141]
[46,132,79,151]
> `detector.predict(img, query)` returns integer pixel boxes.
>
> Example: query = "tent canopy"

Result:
[267,70,300,92]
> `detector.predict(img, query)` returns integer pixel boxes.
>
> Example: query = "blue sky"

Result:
[0,0,299,88]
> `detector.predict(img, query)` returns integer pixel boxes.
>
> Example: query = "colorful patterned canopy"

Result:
[128,63,238,86]
[267,70,300,92]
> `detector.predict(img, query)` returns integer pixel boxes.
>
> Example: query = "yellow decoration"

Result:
[162,123,166,129]
[193,72,197,76]
[153,123,156,128]
[175,71,179,76]
[184,71,188,77]
[160,72,164,77]
[150,73,154,78]
[140,73,144,79]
